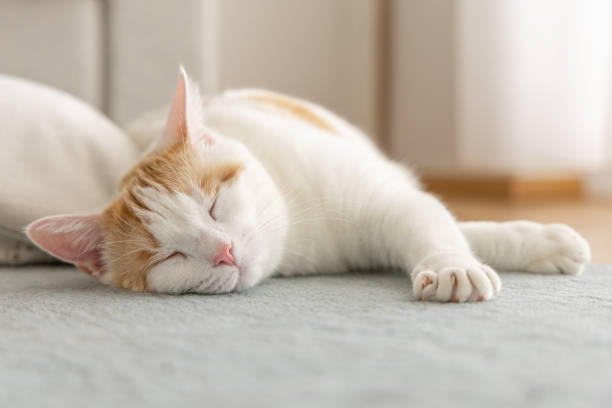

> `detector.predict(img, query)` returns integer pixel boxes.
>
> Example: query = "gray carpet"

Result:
[1,265,611,408]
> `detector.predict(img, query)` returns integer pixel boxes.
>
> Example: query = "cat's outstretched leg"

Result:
[381,190,501,302]
[459,221,591,275]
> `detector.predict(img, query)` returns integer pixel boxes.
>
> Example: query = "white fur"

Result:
[132,87,591,301]
[459,221,591,275]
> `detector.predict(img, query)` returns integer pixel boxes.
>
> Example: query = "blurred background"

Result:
[1,0,610,260]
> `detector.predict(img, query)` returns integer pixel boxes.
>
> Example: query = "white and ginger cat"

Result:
[26,68,591,302]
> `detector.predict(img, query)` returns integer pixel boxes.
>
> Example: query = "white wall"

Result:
[106,0,379,138]
[0,0,103,109]
[108,0,219,124]
[389,0,456,169]
[217,0,378,139]
[391,0,612,176]
[457,0,611,174]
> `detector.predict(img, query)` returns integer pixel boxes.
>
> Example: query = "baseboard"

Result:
[586,170,612,198]
[421,174,584,201]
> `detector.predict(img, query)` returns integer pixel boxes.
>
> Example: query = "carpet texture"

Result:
[1,265,611,408]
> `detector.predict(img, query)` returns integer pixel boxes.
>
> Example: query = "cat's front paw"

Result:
[411,253,501,303]
[523,223,591,275]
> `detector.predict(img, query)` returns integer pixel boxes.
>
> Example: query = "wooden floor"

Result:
[442,198,612,263]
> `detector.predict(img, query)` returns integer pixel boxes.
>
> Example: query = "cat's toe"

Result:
[460,265,499,302]
[470,264,501,300]
[412,254,501,303]
[525,224,591,275]
[435,267,471,302]
[413,270,437,300]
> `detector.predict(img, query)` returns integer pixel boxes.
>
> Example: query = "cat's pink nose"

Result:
[213,243,236,267]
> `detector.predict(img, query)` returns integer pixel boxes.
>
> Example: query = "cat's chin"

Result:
[184,265,262,295]
[233,264,263,292]
[186,269,240,295]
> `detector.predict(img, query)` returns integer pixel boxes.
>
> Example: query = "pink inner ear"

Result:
[26,214,106,278]
[157,66,213,150]
[160,70,188,148]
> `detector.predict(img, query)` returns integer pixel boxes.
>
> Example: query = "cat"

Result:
[26,67,591,302]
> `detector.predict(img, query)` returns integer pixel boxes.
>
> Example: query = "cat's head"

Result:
[27,68,288,294]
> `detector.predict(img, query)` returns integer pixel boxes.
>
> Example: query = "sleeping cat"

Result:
[26,68,591,302]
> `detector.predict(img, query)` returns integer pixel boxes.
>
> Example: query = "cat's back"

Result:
[203,88,397,180]
[204,88,419,194]
[205,88,372,147]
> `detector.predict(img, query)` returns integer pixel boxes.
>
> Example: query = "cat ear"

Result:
[26,214,106,278]
[157,66,212,150]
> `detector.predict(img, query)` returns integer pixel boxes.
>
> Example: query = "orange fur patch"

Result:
[201,162,243,194]
[101,140,243,292]
[247,93,337,134]
[101,196,156,292]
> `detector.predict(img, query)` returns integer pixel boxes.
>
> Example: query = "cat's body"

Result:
[204,89,418,277]
[27,69,591,302]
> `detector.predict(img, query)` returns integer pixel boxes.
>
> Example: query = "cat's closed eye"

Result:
[164,251,187,261]
[209,196,218,220]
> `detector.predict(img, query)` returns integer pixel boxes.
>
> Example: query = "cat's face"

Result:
[100,136,287,294]
[27,68,288,294]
